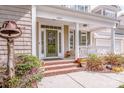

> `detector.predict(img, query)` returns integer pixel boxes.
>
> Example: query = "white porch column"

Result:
[111,28,115,53]
[75,23,79,59]
[32,5,37,56]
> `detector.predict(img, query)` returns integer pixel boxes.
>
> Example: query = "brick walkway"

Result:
[38,71,124,88]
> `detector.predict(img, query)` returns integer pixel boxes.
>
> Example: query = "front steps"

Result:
[43,60,83,77]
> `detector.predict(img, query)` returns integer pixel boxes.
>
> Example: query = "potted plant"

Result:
[64,51,71,58]
[75,58,87,67]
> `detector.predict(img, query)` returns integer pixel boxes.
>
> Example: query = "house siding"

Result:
[0,5,32,64]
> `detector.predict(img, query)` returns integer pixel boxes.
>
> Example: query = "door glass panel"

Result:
[70,31,74,49]
[59,32,61,53]
[46,30,58,57]
[41,31,44,53]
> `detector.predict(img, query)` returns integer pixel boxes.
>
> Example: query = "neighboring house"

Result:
[91,5,124,55]
[0,5,123,63]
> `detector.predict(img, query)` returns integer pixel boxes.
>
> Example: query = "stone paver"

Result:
[38,71,124,88]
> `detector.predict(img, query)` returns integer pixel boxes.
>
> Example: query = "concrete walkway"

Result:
[38,71,124,88]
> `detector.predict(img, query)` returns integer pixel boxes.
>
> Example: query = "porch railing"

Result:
[61,5,89,13]
[79,46,111,58]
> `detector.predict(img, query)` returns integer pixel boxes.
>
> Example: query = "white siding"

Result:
[0,5,32,65]
[96,38,122,54]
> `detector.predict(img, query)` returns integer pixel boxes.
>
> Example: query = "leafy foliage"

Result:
[112,66,124,72]
[1,54,43,88]
[15,54,41,76]
[86,54,103,71]
[3,77,20,88]
[104,53,123,66]
[118,84,124,88]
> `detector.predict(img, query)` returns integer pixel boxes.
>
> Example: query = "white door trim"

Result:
[39,26,63,59]
[32,5,37,56]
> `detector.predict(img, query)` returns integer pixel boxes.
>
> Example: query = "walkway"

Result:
[38,71,124,88]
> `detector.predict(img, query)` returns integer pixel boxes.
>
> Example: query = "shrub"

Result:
[3,77,20,88]
[117,56,124,65]
[1,54,43,88]
[118,84,124,88]
[104,53,123,66]
[86,54,103,71]
[112,66,124,72]
[15,54,41,76]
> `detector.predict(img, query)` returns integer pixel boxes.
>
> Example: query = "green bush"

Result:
[118,84,124,88]
[86,54,103,71]
[1,54,43,88]
[104,53,123,66]
[117,56,124,64]
[4,77,20,88]
[15,54,41,76]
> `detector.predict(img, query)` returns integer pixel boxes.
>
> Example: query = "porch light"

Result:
[82,24,89,31]
[83,24,88,27]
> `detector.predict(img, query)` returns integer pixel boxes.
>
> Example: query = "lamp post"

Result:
[0,21,22,78]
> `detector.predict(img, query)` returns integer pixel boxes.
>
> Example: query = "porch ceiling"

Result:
[36,5,118,28]
[37,17,105,32]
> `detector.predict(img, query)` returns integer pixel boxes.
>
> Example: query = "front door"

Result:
[46,30,58,57]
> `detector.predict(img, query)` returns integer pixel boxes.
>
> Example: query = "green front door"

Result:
[46,30,58,57]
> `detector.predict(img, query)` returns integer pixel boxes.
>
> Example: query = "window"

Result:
[95,10,102,14]
[41,31,44,53]
[62,5,89,12]
[59,32,61,53]
[104,10,116,18]
[79,32,87,46]
[69,30,74,49]
[41,25,61,30]
[87,32,90,45]
[79,31,91,46]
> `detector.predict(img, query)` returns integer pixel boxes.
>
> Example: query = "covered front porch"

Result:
[32,5,118,60]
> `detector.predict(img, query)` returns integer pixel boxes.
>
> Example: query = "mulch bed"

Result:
[79,62,124,73]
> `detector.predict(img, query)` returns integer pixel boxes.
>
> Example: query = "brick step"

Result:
[44,60,74,66]
[45,63,79,70]
[44,67,83,77]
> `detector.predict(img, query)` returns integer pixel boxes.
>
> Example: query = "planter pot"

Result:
[80,62,87,68]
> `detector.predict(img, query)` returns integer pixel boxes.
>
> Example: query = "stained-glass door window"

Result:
[46,30,58,57]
